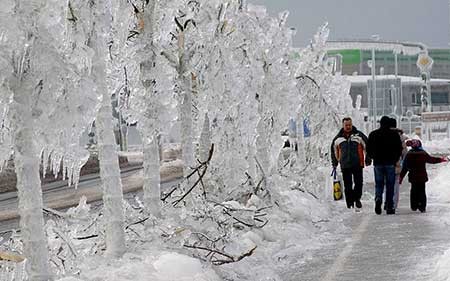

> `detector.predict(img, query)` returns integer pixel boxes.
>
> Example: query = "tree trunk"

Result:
[198,113,211,163]
[255,116,269,177]
[11,83,51,280]
[246,142,256,181]
[96,96,126,257]
[91,0,126,257]
[138,0,162,217]
[296,111,306,167]
[180,86,194,175]
[175,31,194,176]
[142,133,161,218]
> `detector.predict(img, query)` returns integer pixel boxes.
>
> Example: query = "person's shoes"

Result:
[386,209,396,215]
[411,207,418,211]
[419,207,426,213]
[375,200,382,215]
[355,200,362,209]
[346,201,354,209]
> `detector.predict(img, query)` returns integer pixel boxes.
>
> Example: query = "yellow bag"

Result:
[331,168,343,201]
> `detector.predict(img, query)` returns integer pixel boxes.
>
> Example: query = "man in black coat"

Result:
[367,116,403,215]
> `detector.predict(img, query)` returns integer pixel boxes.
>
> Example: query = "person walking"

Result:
[388,117,408,210]
[367,116,403,215]
[399,139,448,213]
[331,117,371,210]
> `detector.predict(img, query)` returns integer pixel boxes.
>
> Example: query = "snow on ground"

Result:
[213,184,349,280]
[419,139,450,281]
[427,164,450,203]
[10,140,450,281]
[423,138,450,156]
[48,165,351,281]
[422,138,450,203]
[434,248,450,281]
[424,162,450,281]
[56,250,220,281]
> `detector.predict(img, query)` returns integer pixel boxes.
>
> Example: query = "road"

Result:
[0,161,182,233]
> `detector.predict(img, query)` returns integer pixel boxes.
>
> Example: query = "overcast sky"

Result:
[249,0,449,48]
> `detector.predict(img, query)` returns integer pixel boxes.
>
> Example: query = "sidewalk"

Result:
[280,184,450,281]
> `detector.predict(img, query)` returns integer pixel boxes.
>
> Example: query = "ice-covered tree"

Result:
[246,6,298,176]
[295,24,355,162]
[196,1,255,191]
[123,0,178,217]
[197,3,298,192]
[159,0,217,175]
[68,0,134,258]
[86,0,130,257]
[0,0,99,278]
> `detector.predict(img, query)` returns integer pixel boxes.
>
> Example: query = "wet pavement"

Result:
[282,184,450,281]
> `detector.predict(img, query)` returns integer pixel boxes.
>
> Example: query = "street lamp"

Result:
[417,52,433,113]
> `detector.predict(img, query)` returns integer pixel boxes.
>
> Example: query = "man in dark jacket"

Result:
[331,117,370,209]
[367,116,403,215]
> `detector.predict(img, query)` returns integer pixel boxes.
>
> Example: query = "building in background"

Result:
[325,40,450,137]
[328,48,450,79]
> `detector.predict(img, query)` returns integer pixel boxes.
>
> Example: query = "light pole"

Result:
[371,34,380,129]
[394,52,398,78]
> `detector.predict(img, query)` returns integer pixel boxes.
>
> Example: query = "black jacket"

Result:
[331,126,368,169]
[367,125,402,166]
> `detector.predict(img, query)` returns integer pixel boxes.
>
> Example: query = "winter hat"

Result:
[406,139,422,148]
[380,116,391,128]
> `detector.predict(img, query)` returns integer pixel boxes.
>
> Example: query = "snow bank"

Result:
[427,164,450,203]
[425,143,450,281]
[423,139,450,156]
[68,251,220,281]
[423,138,450,204]
[153,252,220,281]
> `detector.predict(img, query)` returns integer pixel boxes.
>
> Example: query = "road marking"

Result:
[320,214,370,281]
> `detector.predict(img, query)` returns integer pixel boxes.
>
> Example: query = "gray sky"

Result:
[249,0,449,48]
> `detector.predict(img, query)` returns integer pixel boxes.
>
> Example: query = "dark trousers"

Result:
[410,182,427,211]
[341,167,363,208]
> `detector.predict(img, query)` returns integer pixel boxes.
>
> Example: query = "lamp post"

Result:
[371,34,380,129]
[394,52,398,78]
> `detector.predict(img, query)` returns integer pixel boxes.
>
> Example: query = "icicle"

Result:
[66,160,74,187]
[62,161,67,181]
[72,161,82,189]
[41,148,49,178]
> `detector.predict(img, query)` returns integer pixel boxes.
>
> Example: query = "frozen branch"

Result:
[173,144,214,206]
